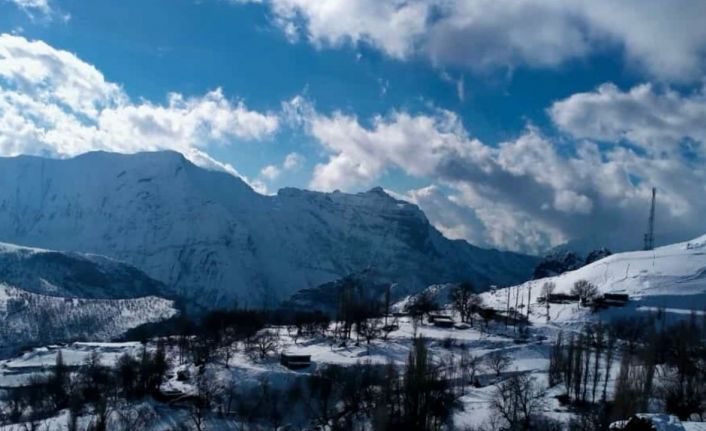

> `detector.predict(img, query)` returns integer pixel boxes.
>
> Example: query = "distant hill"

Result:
[0,241,176,355]
[484,234,706,324]
[0,242,166,299]
[0,282,175,355]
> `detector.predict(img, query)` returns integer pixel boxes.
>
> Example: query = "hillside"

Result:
[0,283,176,355]
[0,151,537,309]
[483,234,706,324]
[0,242,166,299]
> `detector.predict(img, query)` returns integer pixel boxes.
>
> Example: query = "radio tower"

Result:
[643,187,656,250]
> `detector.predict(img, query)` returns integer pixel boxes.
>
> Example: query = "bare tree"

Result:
[405,290,439,324]
[382,315,399,341]
[526,284,532,318]
[541,282,556,321]
[307,365,343,428]
[451,282,483,325]
[592,323,604,403]
[189,369,222,431]
[571,280,598,305]
[459,349,482,388]
[491,373,544,430]
[257,378,287,431]
[246,329,280,361]
[113,403,157,431]
[602,332,616,402]
[357,316,382,348]
[486,351,512,378]
[219,327,238,368]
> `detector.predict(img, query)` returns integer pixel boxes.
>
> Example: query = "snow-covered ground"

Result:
[0,316,557,429]
[1,233,705,429]
[0,282,177,355]
[483,233,706,326]
[0,342,145,388]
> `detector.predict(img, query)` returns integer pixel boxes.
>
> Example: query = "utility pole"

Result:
[643,187,656,250]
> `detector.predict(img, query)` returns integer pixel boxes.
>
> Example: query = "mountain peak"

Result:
[365,186,388,196]
[0,151,537,308]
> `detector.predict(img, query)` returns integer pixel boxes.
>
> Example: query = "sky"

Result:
[0,0,705,255]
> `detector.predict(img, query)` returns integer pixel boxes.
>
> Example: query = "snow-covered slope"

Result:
[484,234,706,324]
[0,282,176,354]
[0,242,166,299]
[0,151,537,308]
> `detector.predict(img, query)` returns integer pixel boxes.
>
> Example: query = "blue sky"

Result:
[1,0,705,254]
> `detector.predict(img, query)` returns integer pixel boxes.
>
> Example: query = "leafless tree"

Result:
[219,327,238,368]
[459,349,482,389]
[451,282,483,325]
[571,280,598,305]
[189,370,222,431]
[491,373,544,430]
[246,329,280,361]
[541,282,556,321]
[112,403,156,431]
[357,317,382,348]
[486,351,512,377]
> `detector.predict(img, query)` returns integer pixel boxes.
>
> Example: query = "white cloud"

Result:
[306,107,484,191]
[296,97,706,253]
[0,33,123,118]
[283,152,304,170]
[395,185,488,245]
[3,0,51,15]
[0,34,279,189]
[549,83,706,155]
[243,0,706,82]
[3,0,68,21]
[425,0,590,70]
[262,0,430,59]
[577,1,706,82]
[260,164,281,180]
[258,152,305,186]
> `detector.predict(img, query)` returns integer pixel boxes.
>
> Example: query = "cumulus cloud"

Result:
[241,0,706,82]
[549,83,706,156]
[283,152,304,170]
[294,94,706,253]
[425,0,590,70]
[393,185,489,246]
[305,107,482,191]
[260,164,281,180]
[258,152,306,185]
[257,0,430,58]
[0,34,279,188]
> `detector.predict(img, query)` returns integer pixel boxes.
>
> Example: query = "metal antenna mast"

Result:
[643,187,656,250]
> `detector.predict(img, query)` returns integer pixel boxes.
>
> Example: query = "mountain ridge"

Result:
[482,233,706,325]
[0,151,538,308]
[0,241,167,299]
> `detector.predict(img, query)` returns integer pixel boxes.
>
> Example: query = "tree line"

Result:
[548,311,706,430]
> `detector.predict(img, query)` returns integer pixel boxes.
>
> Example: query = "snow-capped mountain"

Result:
[0,242,166,299]
[484,233,706,323]
[0,282,175,355]
[0,151,537,308]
